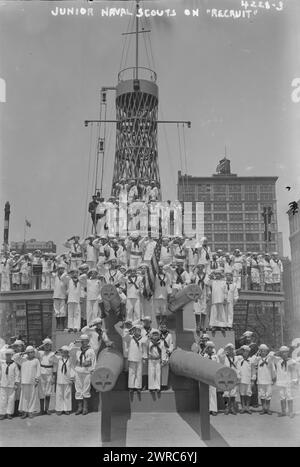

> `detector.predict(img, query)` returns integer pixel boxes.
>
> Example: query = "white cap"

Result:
[206,341,215,348]
[149,328,160,336]
[79,334,90,341]
[12,340,24,347]
[142,316,152,322]
[91,318,102,326]
[25,346,35,353]
[202,333,210,339]
[225,343,235,350]
[4,348,14,355]
[242,331,253,338]
[259,344,269,351]
[132,324,142,330]
[61,345,70,352]
[279,346,289,352]
[42,338,52,345]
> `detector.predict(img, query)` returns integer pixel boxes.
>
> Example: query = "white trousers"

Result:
[209,303,226,327]
[54,298,66,318]
[55,383,72,411]
[161,363,169,386]
[239,383,252,397]
[19,384,40,413]
[67,302,81,330]
[42,272,52,290]
[148,359,161,390]
[209,386,218,412]
[86,300,99,325]
[224,301,234,327]
[0,387,16,415]
[39,374,53,398]
[258,384,272,400]
[153,298,168,317]
[278,385,294,401]
[75,372,91,400]
[128,361,142,389]
[126,298,141,322]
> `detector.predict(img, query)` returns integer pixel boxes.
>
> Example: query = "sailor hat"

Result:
[4,348,14,355]
[259,344,269,351]
[279,346,289,352]
[42,338,52,345]
[25,346,35,353]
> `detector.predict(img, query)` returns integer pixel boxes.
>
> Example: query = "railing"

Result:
[0,271,284,294]
[118,66,157,83]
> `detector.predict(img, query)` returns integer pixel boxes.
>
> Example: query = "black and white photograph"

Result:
[0,0,300,449]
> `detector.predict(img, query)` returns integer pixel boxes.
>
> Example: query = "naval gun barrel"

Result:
[169,348,238,391]
[91,347,124,393]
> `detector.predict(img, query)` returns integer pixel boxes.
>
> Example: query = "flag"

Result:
[25,219,31,228]
[144,236,162,298]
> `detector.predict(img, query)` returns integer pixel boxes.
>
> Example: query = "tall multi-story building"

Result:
[288,202,300,333]
[178,157,279,253]
[10,239,56,254]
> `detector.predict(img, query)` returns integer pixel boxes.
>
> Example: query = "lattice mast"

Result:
[111,0,160,197]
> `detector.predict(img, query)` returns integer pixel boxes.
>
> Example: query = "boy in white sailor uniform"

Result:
[67,269,82,332]
[172,237,188,269]
[203,341,219,415]
[52,264,69,331]
[81,318,111,357]
[250,253,260,291]
[70,334,96,415]
[159,322,174,389]
[147,329,167,393]
[14,346,41,419]
[270,252,283,292]
[153,262,172,320]
[169,261,191,294]
[0,348,20,420]
[271,345,298,418]
[217,343,239,415]
[81,235,98,270]
[141,235,157,265]
[114,319,133,371]
[124,324,147,393]
[224,272,239,330]
[37,338,55,415]
[209,269,228,331]
[50,345,75,415]
[191,264,211,330]
[95,197,107,235]
[252,344,275,415]
[93,235,111,276]
[236,345,255,414]
[197,237,211,273]
[125,267,143,322]
[160,237,173,266]
[64,236,83,270]
[126,233,144,269]
[80,269,102,326]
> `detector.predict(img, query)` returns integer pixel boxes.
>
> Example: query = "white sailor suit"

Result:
[203,353,218,412]
[252,355,275,401]
[71,347,96,400]
[224,282,239,328]
[50,354,75,412]
[86,278,102,325]
[38,350,55,398]
[147,339,167,390]
[272,356,298,401]
[126,275,143,322]
[52,272,68,318]
[160,331,174,386]
[14,355,41,414]
[236,356,255,397]
[209,278,228,328]
[125,335,147,390]
[0,361,20,415]
[67,278,82,330]
[153,273,172,317]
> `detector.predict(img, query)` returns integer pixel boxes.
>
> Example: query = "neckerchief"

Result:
[281,360,288,370]
[79,347,89,366]
[144,327,151,336]
[96,328,103,342]
[259,358,269,368]
[109,270,117,283]
[227,282,230,291]
[160,331,170,348]
[128,276,139,289]
[211,260,218,269]
[241,358,250,366]
[203,247,210,261]
[226,355,237,369]
[72,278,79,287]
[150,341,162,357]
[61,357,69,374]
[175,269,184,284]
[158,273,166,287]
[5,361,14,375]
[133,336,142,347]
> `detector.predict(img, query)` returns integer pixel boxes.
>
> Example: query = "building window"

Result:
[205,224,212,231]
[229,202,243,211]
[229,213,243,221]
[206,234,213,242]
[214,202,227,211]
[230,244,244,251]
[204,213,212,221]
[246,244,261,251]
[260,193,273,201]
[245,213,259,221]
[197,194,210,202]
[229,193,242,201]
[260,184,274,192]
[229,184,241,192]
[204,202,211,211]
[214,224,228,231]
[215,233,228,242]
[214,185,226,193]
[246,233,259,242]
[245,193,258,201]
[214,244,228,251]
[230,233,243,242]
[245,223,260,231]
[244,184,258,192]
[231,223,243,231]
[205,184,211,192]
[214,193,227,201]
[214,213,227,222]
[244,202,259,211]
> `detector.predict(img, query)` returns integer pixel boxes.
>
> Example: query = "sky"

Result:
[0,0,300,256]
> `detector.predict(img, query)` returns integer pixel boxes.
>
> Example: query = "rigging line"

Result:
[177,123,185,202]
[94,99,103,194]
[82,123,94,237]
[141,16,151,69]
[182,124,188,177]
[123,11,135,70]
[100,102,107,196]
[119,1,133,70]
